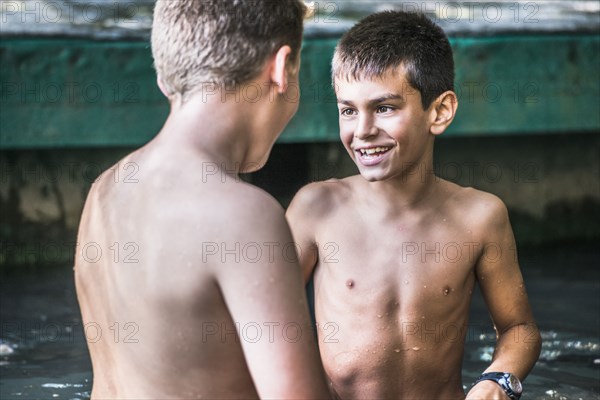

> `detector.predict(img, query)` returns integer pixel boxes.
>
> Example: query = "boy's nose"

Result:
[354,116,378,139]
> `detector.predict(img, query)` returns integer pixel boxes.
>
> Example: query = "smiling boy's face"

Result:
[335,66,438,183]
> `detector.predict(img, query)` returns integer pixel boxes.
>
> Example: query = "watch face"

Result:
[507,375,523,394]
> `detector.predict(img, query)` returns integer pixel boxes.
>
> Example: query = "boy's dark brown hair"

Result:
[332,11,455,109]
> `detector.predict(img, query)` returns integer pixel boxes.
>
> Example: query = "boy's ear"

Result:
[429,91,458,136]
[270,45,294,94]
[157,76,170,99]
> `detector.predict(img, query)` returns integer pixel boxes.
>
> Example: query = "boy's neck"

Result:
[361,159,439,210]
[152,91,266,175]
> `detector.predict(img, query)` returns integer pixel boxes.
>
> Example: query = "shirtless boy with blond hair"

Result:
[287,11,541,400]
[75,1,332,398]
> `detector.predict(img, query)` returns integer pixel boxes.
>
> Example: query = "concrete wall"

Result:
[1,132,598,271]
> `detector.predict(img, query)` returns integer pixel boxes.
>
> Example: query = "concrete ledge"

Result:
[1,132,599,271]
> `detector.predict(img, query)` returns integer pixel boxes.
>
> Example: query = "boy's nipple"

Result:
[346,279,355,289]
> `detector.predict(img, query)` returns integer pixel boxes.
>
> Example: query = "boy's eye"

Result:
[376,105,393,113]
[340,108,356,116]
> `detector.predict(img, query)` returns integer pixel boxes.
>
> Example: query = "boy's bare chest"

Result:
[314,208,481,288]
[313,210,478,325]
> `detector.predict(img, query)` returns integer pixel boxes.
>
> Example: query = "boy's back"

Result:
[78,144,328,398]
[77,148,260,397]
[75,1,332,398]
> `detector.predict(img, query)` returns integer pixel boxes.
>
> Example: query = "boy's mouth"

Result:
[357,146,392,156]
[355,146,393,166]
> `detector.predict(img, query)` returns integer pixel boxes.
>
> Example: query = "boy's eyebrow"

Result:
[337,93,405,106]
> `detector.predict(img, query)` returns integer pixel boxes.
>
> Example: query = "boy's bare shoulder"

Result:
[230,182,286,221]
[443,180,510,234]
[288,176,356,219]
[201,181,288,233]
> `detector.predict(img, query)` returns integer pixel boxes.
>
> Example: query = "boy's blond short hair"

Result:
[152,0,308,103]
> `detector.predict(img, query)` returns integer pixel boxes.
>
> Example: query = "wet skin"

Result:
[287,68,541,399]
[75,47,332,399]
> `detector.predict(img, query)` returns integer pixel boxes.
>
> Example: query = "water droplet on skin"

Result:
[442,218,447,222]
[443,288,450,296]
[404,280,409,284]
[394,348,401,353]
[412,346,420,351]
[377,314,382,318]
[423,285,427,288]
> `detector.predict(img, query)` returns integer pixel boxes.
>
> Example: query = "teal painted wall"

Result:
[1,34,599,148]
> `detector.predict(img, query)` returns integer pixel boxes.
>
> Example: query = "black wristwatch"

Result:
[475,372,523,400]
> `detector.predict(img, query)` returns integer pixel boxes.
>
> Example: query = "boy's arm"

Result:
[215,193,331,399]
[286,184,324,283]
[466,196,542,400]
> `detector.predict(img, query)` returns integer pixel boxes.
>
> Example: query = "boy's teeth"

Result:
[360,147,389,155]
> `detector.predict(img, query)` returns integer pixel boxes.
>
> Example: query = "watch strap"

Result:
[475,372,522,400]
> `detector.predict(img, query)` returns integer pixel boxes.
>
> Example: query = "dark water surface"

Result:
[1,246,599,399]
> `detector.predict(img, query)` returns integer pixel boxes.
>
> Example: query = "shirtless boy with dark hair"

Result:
[287,11,541,400]
[75,1,332,398]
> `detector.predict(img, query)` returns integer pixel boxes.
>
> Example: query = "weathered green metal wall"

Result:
[2,34,599,148]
